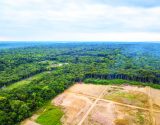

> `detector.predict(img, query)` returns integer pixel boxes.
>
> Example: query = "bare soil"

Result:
[150,88,160,110]
[22,84,160,125]
[53,92,93,125]
[21,119,40,125]
[103,85,150,108]
[67,83,106,97]
[82,101,116,125]
[154,113,160,125]
[82,101,151,125]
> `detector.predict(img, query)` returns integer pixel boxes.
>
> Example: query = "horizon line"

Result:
[0,41,160,43]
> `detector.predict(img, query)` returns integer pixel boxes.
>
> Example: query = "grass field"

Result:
[2,62,64,91]
[3,71,49,91]
[36,105,63,125]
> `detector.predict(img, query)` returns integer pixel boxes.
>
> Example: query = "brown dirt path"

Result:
[147,86,156,125]
[77,87,108,125]
[66,90,160,113]
[22,84,160,125]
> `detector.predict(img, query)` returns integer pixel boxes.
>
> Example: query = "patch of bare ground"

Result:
[52,92,93,125]
[21,119,40,125]
[21,114,40,125]
[82,101,116,125]
[123,85,147,94]
[67,84,106,98]
[114,105,151,125]
[30,114,40,121]
[154,113,160,125]
[22,84,160,125]
[82,101,151,125]
[103,85,150,108]
[150,88,160,110]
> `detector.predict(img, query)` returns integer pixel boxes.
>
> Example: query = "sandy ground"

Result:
[83,101,151,125]
[123,85,147,93]
[67,83,106,97]
[150,88,160,110]
[21,120,40,125]
[53,92,93,125]
[82,101,116,125]
[154,113,160,125]
[22,84,160,125]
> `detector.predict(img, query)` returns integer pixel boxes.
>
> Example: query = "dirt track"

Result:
[77,86,108,125]
[66,90,160,113]
[61,84,160,125]
[22,84,160,125]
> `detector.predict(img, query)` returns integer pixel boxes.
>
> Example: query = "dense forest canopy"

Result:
[0,42,160,125]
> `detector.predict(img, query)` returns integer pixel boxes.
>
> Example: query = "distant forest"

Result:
[0,42,160,124]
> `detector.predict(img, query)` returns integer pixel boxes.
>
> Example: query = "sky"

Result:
[0,0,160,41]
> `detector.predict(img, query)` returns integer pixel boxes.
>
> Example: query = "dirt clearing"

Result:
[53,92,94,125]
[67,84,106,98]
[83,101,151,125]
[103,85,150,108]
[22,84,160,125]
[150,88,160,110]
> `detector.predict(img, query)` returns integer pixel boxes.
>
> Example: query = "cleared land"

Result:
[2,62,64,91]
[2,71,50,91]
[22,83,160,125]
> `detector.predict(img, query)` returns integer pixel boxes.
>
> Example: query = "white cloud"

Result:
[1,32,159,42]
[0,36,12,41]
[0,0,160,41]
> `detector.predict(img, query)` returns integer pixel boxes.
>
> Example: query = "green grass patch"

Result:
[36,105,63,125]
[3,71,49,91]
[104,90,149,107]
[105,91,136,101]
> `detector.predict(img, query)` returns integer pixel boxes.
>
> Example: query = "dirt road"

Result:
[77,87,108,125]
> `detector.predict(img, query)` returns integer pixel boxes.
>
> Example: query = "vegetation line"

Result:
[2,71,49,91]
[84,79,160,89]
[67,87,160,113]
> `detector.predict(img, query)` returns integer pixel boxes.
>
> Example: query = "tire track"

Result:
[77,87,108,125]
[66,91,160,113]
[147,86,156,125]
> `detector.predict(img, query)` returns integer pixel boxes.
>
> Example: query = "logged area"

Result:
[22,84,160,125]
[0,42,160,125]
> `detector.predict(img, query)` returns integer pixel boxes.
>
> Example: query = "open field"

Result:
[22,83,160,125]
[2,71,50,91]
[36,105,63,125]
[1,62,64,91]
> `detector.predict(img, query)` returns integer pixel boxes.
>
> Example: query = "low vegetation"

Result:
[104,91,149,107]
[84,78,160,89]
[36,105,63,125]
[2,71,49,91]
